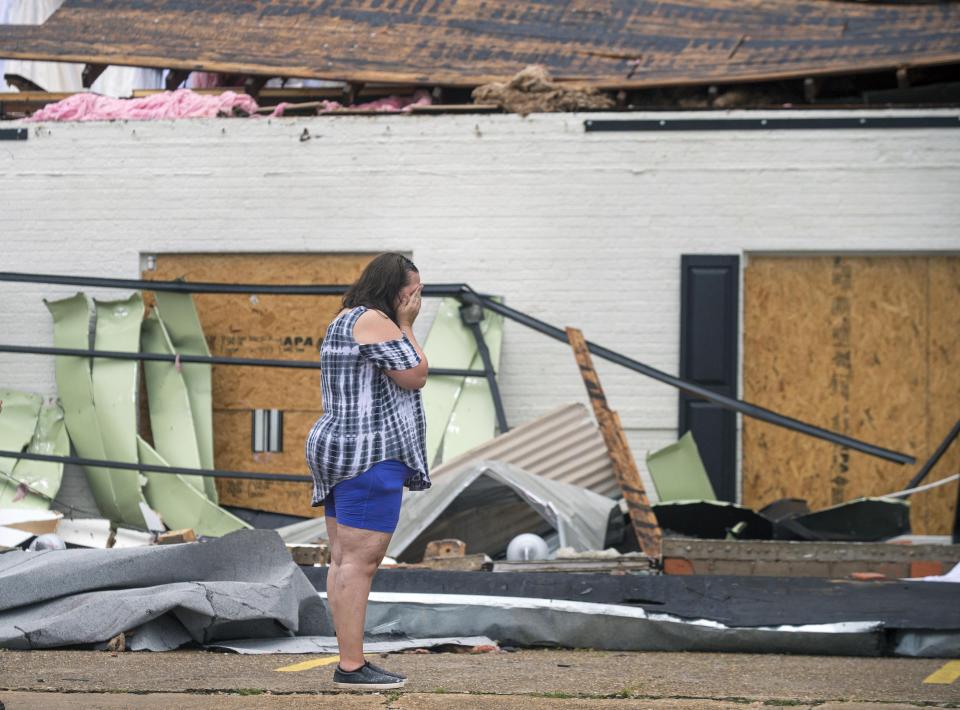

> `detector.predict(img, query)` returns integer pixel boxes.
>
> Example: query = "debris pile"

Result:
[1,275,958,658]
[472,65,615,115]
[0,529,329,651]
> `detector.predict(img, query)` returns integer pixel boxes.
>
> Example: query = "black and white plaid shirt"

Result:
[305,305,430,507]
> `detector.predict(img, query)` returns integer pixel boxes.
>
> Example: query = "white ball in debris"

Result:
[505,533,549,561]
[28,533,66,551]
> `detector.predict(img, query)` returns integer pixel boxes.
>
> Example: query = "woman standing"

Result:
[305,253,430,690]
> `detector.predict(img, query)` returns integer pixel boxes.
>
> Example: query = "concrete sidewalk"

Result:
[0,649,957,708]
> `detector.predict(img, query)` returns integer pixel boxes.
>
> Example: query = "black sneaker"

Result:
[365,659,406,680]
[333,660,406,690]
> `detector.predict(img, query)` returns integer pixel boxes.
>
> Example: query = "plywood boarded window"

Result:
[143,253,375,518]
[743,256,960,535]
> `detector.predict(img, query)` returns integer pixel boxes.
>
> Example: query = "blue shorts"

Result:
[323,460,411,533]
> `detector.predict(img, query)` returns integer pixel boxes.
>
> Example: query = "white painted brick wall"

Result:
[2,109,959,499]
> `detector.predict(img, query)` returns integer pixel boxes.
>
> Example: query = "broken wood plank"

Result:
[0,1,957,90]
[0,91,78,101]
[157,528,196,545]
[490,558,656,574]
[418,553,491,572]
[0,509,62,536]
[378,553,493,571]
[409,104,501,114]
[135,86,420,100]
[0,91,87,117]
[287,542,329,566]
[104,632,126,653]
[566,326,662,562]
[423,538,467,560]
[254,101,323,114]
[662,538,960,578]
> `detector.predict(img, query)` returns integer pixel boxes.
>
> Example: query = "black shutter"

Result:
[679,255,740,502]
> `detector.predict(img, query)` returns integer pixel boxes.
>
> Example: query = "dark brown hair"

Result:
[342,253,419,325]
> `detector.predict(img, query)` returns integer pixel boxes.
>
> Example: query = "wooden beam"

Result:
[81,63,107,88]
[0,91,77,116]
[490,557,656,574]
[423,538,467,560]
[343,82,364,107]
[3,73,44,92]
[566,327,662,562]
[164,69,189,91]
[243,74,269,99]
[896,67,911,89]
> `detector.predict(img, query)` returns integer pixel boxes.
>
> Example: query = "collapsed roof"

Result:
[0,0,958,90]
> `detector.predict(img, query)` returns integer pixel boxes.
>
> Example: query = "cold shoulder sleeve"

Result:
[358,335,422,371]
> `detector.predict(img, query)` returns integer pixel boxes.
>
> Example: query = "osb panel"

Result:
[920,258,960,533]
[844,258,928,517]
[143,252,374,516]
[213,409,320,518]
[145,253,370,411]
[0,1,958,89]
[743,258,841,510]
[743,256,960,535]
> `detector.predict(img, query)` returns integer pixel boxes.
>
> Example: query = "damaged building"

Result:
[0,0,959,663]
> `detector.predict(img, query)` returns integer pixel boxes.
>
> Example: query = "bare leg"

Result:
[329,522,392,671]
[325,515,340,631]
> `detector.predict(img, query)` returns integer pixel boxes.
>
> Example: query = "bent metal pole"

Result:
[469,291,915,466]
[0,271,916,466]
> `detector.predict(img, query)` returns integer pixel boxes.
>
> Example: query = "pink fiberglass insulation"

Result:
[24,88,433,122]
[25,88,260,121]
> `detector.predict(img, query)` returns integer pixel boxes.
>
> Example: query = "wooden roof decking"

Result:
[0,0,958,90]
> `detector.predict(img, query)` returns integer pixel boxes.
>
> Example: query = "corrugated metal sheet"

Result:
[389,461,622,560]
[0,1,957,90]
[275,458,624,556]
[432,402,620,497]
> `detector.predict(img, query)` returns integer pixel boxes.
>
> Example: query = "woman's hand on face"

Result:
[396,284,423,327]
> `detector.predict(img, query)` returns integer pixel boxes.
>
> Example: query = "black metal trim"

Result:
[471,291,915,466]
[461,304,510,434]
[584,116,960,132]
[906,419,960,489]
[0,128,27,141]
[0,270,917,466]
[274,409,284,453]
[0,270,470,296]
[0,449,312,482]
[0,343,484,376]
